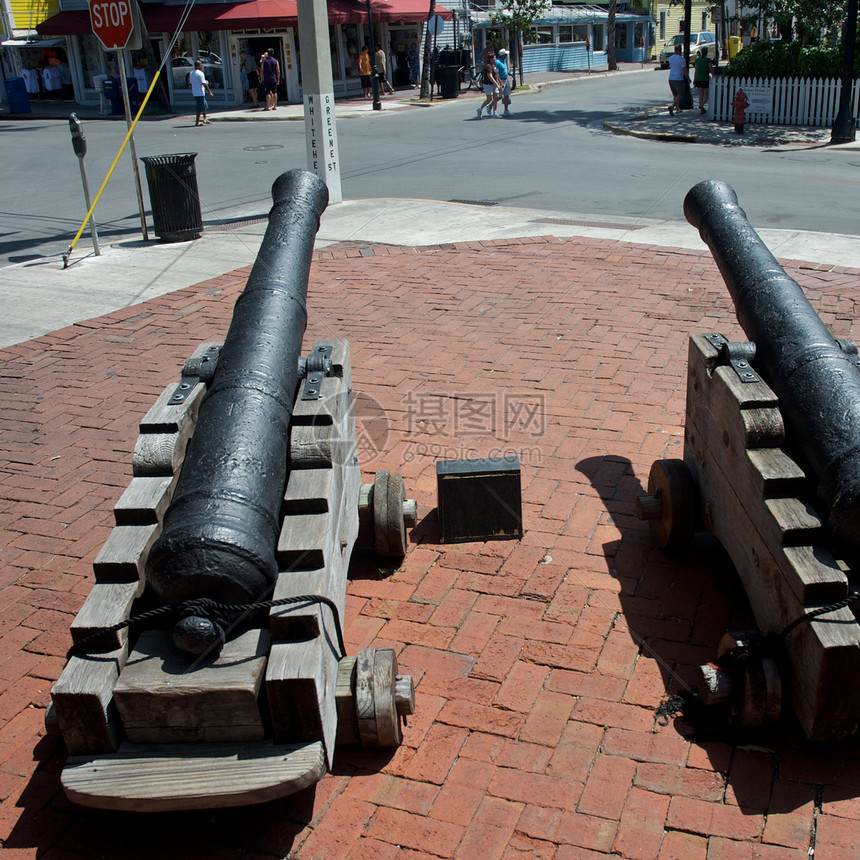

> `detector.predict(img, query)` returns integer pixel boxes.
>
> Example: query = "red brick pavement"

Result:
[1,234,859,858]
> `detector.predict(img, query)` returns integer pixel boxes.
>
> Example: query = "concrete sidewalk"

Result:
[2,190,860,859]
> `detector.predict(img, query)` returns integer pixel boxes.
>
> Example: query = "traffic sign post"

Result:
[89,0,148,241]
[427,15,445,102]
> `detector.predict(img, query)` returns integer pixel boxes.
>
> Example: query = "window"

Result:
[529,26,554,45]
[558,25,572,43]
[634,23,645,48]
[616,27,627,50]
[573,25,588,42]
[659,11,666,41]
[592,25,604,51]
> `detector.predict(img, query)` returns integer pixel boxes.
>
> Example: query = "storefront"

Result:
[471,5,651,73]
[35,0,451,108]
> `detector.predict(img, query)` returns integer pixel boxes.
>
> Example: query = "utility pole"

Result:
[832,0,858,143]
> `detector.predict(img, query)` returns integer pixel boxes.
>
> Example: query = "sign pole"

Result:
[118,49,149,241]
[89,0,148,239]
[297,0,343,204]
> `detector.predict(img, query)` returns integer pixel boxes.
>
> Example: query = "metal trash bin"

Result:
[437,66,460,99]
[141,153,203,242]
[4,78,31,113]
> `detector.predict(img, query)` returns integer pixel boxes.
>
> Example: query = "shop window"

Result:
[197,31,224,89]
[572,25,588,43]
[79,33,103,88]
[616,27,627,50]
[343,23,360,77]
[329,25,340,80]
[558,26,572,43]
[634,23,645,49]
[529,26,554,45]
[592,25,604,51]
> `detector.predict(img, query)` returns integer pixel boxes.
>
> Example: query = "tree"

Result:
[490,0,548,86]
[735,0,847,46]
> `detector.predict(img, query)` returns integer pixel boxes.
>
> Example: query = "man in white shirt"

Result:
[189,61,213,126]
[667,44,687,116]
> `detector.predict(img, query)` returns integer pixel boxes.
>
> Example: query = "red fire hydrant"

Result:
[732,88,749,134]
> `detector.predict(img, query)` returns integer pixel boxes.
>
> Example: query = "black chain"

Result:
[67,594,346,660]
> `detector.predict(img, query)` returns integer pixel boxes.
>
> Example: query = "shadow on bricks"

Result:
[577,453,860,817]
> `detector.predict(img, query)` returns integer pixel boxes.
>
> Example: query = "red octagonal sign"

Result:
[89,0,136,49]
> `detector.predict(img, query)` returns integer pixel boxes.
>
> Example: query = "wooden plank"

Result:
[266,639,338,768]
[113,476,176,525]
[276,512,329,570]
[70,582,141,650]
[61,740,326,812]
[283,468,332,514]
[52,646,128,756]
[747,448,806,494]
[113,630,269,743]
[356,648,378,747]
[270,570,328,639]
[132,432,189,477]
[139,380,205,434]
[92,523,159,584]
[764,498,824,546]
[290,424,333,468]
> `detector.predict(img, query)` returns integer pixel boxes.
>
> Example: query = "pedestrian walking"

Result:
[495,48,512,116]
[476,51,501,118]
[694,46,713,114]
[667,44,687,116]
[375,45,395,95]
[189,61,213,126]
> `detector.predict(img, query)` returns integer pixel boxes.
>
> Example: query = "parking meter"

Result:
[67,113,100,260]
[69,113,87,159]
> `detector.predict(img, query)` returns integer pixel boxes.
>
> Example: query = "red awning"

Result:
[325,0,451,24]
[38,0,449,36]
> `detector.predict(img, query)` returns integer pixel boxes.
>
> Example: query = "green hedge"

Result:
[722,40,860,79]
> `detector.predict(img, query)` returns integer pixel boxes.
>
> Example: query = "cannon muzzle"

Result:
[145,169,329,654]
[685,179,860,554]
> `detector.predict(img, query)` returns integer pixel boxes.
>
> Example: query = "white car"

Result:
[659,31,717,68]
[170,55,223,89]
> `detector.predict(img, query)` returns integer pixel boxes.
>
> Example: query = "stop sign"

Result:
[89,0,137,50]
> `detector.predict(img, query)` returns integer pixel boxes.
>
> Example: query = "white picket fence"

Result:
[710,75,860,126]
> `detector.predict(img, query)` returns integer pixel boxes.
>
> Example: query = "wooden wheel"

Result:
[639,459,698,550]
[355,647,402,747]
[373,471,408,558]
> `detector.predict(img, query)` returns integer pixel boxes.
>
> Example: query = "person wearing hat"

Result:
[495,48,512,117]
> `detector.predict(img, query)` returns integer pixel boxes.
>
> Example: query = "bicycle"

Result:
[461,65,483,92]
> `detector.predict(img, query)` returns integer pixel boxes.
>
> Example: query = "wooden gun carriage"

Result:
[47,170,417,810]
[637,180,860,742]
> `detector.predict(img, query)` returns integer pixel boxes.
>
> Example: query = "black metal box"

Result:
[436,457,523,543]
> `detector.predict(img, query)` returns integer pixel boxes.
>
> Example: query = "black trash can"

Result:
[141,153,203,242]
[437,66,460,99]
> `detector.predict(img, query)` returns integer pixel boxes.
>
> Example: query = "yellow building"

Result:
[650,0,716,62]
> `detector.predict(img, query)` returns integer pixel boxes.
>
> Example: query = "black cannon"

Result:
[146,169,328,655]
[684,179,860,556]
[49,169,417,810]
[637,180,860,741]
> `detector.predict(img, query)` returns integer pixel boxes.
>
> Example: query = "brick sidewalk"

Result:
[2,235,860,858]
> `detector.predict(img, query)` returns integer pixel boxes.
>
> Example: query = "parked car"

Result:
[659,31,717,68]
[170,54,223,89]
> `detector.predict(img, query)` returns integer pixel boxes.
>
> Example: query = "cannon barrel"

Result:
[145,169,329,654]
[684,179,860,553]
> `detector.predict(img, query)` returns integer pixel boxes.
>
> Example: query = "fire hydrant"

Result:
[732,88,749,134]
